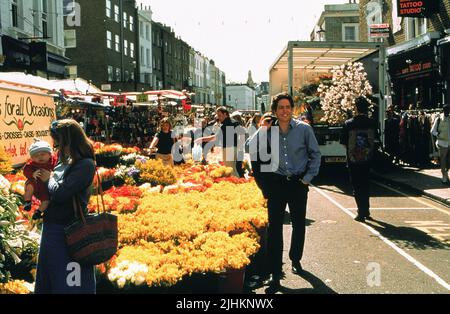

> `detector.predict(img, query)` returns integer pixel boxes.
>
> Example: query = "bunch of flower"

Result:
[96,167,116,182]
[95,144,123,157]
[0,147,12,175]
[88,185,142,214]
[136,159,177,187]
[92,141,104,151]
[208,166,233,179]
[1,189,40,284]
[0,280,34,294]
[121,146,141,155]
[117,181,267,245]
[3,173,26,197]
[106,231,260,288]
[318,62,373,125]
[120,153,149,166]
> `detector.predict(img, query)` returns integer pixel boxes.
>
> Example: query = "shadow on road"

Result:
[282,211,315,227]
[277,270,338,294]
[365,219,450,250]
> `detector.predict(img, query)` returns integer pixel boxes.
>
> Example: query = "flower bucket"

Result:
[218,268,245,294]
[101,180,114,192]
[96,155,120,169]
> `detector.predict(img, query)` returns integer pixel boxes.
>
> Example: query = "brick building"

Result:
[64,0,140,92]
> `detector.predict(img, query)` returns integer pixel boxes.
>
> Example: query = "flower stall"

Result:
[0,144,268,294]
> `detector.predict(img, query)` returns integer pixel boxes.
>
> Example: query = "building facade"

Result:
[138,4,152,90]
[64,0,139,91]
[0,0,69,78]
[310,2,360,42]
[359,0,450,109]
[226,84,256,111]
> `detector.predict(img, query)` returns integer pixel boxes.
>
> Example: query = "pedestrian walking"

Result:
[247,93,321,293]
[431,104,450,184]
[34,119,96,294]
[340,96,378,223]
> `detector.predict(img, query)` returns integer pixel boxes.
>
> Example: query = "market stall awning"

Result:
[269,41,380,96]
[144,90,188,100]
[0,72,103,95]
[270,41,380,71]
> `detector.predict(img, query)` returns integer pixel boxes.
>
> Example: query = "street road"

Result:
[252,165,450,294]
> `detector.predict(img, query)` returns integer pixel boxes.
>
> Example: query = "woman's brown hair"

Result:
[50,119,94,164]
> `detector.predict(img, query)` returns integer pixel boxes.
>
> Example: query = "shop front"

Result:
[438,36,450,105]
[0,35,69,79]
[387,33,441,110]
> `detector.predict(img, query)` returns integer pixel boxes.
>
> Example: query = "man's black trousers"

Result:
[266,174,308,277]
[348,163,371,217]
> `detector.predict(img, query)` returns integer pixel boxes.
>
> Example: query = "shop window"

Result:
[64,30,77,48]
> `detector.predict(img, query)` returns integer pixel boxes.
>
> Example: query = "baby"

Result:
[23,139,58,219]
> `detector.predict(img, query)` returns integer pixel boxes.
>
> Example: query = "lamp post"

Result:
[316,27,326,41]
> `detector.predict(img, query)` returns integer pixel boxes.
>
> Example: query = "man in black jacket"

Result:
[340,96,379,223]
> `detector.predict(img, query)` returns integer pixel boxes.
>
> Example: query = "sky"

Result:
[138,0,352,84]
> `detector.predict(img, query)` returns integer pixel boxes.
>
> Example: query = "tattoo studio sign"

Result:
[0,85,56,166]
[397,0,439,17]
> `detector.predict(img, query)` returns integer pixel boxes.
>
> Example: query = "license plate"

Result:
[325,157,346,163]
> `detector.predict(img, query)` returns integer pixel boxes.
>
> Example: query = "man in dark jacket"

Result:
[340,96,379,223]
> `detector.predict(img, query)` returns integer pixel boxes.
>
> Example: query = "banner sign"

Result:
[397,0,439,17]
[113,95,127,106]
[369,24,391,38]
[136,94,148,103]
[0,86,56,166]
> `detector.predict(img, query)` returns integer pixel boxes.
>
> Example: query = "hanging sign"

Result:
[369,24,391,38]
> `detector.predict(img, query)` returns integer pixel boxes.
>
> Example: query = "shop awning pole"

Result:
[288,43,293,96]
[379,38,386,146]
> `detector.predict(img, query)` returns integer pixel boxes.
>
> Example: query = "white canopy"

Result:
[0,72,103,94]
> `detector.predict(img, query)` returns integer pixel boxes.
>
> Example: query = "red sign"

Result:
[182,98,192,111]
[397,0,439,17]
[369,24,390,38]
[113,95,126,106]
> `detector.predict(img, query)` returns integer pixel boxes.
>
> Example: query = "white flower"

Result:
[117,277,126,289]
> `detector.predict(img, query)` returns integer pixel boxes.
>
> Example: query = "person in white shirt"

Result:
[431,104,450,184]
